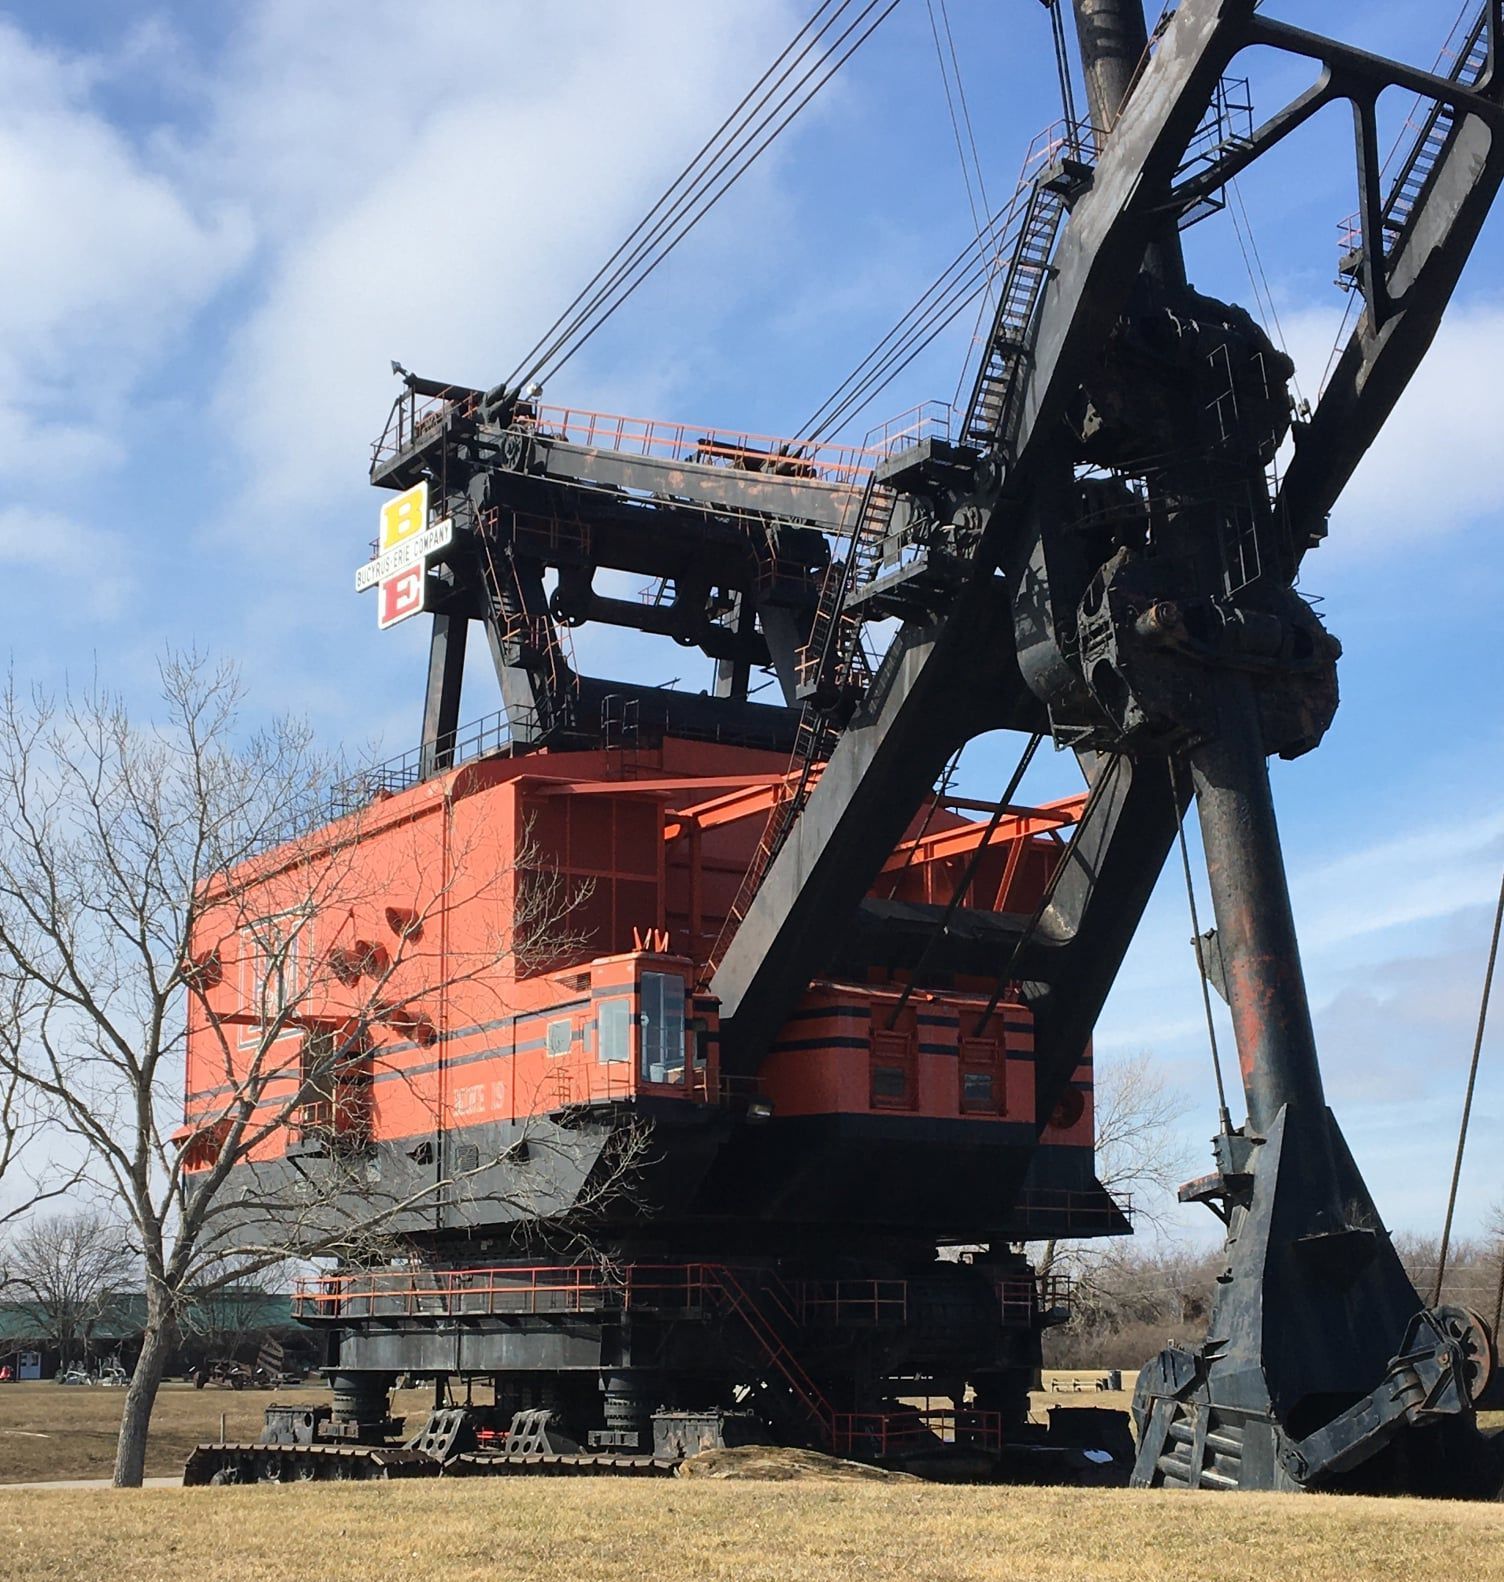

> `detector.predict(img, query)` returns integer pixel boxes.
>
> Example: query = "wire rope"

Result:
[927,0,994,295]
[1227,178,1306,413]
[506,0,849,387]
[1169,756,1233,1131]
[797,206,1008,441]
[939,0,993,217]
[528,0,904,389]
[1431,857,1504,1307]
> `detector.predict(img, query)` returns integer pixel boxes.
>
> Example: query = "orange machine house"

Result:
[184,734,1101,1242]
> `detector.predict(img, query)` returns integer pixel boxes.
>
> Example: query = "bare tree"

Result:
[5,1209,134,1371]
[1035,1050,1193,1280]
[1091,1051,1194,1221]
[0,980,81,1288]
[0,653,646,1485]
[1489,1202,1504,1336]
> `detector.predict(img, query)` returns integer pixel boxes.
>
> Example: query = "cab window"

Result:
[640,972,685,1084]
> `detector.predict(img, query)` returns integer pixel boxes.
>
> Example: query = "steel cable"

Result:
[1431,857,1504,1307]
[506,0,849,387]
[526,0,905,390]
[1169,755,1232,1131]
[797,208,1009,441]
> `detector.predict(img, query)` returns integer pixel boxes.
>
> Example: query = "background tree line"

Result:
[1043,1225,1504,1371]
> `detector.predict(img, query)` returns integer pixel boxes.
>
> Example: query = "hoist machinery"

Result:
[183,0,1504,1491]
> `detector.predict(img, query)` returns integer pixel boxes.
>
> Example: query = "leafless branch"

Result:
[0,651,644,1484]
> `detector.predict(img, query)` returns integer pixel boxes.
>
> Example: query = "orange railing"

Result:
[372,387,956,490]
[371,385,480,468]
[999,1273,1075,1327]
[294,1262,908,1324]
[830,1409,1003,1458]
[521,404,877,488]
[794,1279,908,1326]
[1018,116,1097,183]
[294,1259,1021,1460]
[295,1262,1088,1325]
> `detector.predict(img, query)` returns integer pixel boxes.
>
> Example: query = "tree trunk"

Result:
[113,1300,177,1488]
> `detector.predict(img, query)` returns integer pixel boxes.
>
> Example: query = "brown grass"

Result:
[0,1383,435,1483]
[2,1480,1503,1582]
[0,1379,1132,1484]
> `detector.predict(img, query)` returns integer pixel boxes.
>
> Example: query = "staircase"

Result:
[962,180,1069,452]
[476,525,578,740]
[1382,12,1489,249]
[708,479,894,962]
[702,1266,836,1448]
[710,139,1078,949]
[1342,7,1490,286]
[797,476,897,709]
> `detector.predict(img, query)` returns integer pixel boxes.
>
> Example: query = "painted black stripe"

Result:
[780,1003,868,1024]
[770,1036,872,1053]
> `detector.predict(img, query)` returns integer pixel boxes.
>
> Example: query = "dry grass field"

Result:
[2,1479,1503,1582]
[2,1374,1494,1486]
[2,1379,1503,1582]
[0,1383,437,1484]
[0,1379,1131,1484]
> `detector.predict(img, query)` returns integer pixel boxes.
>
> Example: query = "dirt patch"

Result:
[675,1444,917,1481]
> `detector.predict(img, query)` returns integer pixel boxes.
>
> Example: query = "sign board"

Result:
[355,482,454,629]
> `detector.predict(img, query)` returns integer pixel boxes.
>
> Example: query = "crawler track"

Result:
[182,1442,438,1484]
[447,1450,675,1476]
[182,1441,676,1484]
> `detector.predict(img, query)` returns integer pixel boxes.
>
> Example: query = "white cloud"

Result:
[1284,297,1504,557]
[0,19,251,485]
[0,505,134,618]
[1292,803,1504,953]
[200,0,803,555]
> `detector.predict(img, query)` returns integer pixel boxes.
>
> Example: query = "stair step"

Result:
[1166,1420,1244,1458]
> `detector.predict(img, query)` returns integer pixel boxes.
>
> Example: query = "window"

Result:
[869,1029,916,1111]
[298,1028,372,1150]
[871,1063,911,1105]
[962,1071,994,1109]
[546,1018,572,1058]
[239,911,313,1042]
[640,972,686,1085]
[599,998,632,1065]
[960,1037,1004,1116]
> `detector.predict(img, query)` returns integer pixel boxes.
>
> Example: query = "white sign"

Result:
[354,518,454,592]
[355,481,455,630]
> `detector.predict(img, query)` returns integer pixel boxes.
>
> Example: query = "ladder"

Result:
[963,179,1068,452]
[476,529,578,740]
[702,1266,835,1446]
[1361,8,1490,271]
[798,476,896,709]
[708,479,894,958]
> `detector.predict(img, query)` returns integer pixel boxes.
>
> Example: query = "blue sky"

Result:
[2,0,1500,1244]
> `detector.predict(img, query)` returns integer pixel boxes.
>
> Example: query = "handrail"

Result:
[293,1257,1021,1459]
